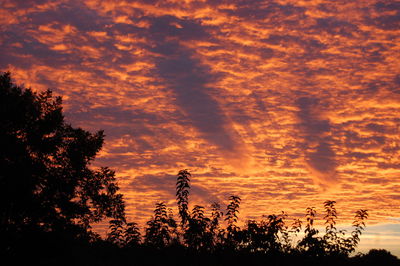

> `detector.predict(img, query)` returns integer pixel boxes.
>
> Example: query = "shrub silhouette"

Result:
[78,169,382,265]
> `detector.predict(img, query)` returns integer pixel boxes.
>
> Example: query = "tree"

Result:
[210,202,224,248]
[106,220,141,247]
[176,169,191,226]
[0,72,126,250]
[224,195,241,249]
[107,219,125,247]
[124,222,142,247]
[184,205,213,251]
[144,202,175,248]
[241,213,288,253]
[297,206,324,256]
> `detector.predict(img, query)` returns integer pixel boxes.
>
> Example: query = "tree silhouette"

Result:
[107,219,125,247]
[298,206,324,255]
[176,169,191,226]
[107,219,142,248]
[224,195,241,249]
[124,222,142,247]
[210,202,224,248]
[355,249,400,266]
[263,213,288,252]
[323,200,341,255]
[225,195,241,229]
[241,212,288,253]
[0,72,125,252]
[349,209,368,253]
[144,202,175,248]
[184,205,213,251]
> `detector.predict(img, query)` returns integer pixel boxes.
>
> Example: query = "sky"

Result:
[1,0,399,256]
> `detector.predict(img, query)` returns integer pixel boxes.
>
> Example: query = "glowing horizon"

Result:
[1,0,399,256]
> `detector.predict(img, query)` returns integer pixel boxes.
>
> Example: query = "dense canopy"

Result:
[0,72,125,245]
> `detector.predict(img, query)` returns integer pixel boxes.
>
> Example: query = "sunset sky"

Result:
[1,0,399,255]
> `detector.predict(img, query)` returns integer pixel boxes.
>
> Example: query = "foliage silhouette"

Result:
[124,222,142,247]
[144,202,177,248]
[176,169,191,226]
[184,205,213,251]
[354,249,400,266]
[298,206,324,255]
[0,72,125,256]
[106,219,125,247]
[210,202,224,248]
[224,195,241,249]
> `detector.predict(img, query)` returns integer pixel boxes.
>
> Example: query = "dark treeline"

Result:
[109,170,367,255]
[1,72,399,265]
[102,170,398,266]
